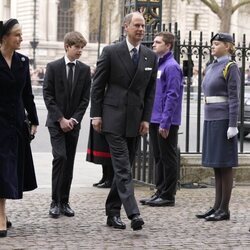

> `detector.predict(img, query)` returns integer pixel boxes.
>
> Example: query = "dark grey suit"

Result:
[91,40,157,218]
[43,57,91,203]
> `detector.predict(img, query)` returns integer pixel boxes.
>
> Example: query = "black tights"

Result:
[213,167,233,212]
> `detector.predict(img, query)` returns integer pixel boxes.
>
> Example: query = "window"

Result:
[57,0,75,41]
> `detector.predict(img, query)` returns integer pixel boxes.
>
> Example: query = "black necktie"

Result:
[67,63,74,95]
[131,48,139,66]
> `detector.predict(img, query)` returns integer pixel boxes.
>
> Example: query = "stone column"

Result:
[38,0,48,41]
[109,0,121,43]
[47,0,58,41]
[74,0,89,40]
[10,0,17,18]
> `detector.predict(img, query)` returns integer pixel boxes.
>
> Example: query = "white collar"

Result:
[126,37,140,52]
[64,55,77,65]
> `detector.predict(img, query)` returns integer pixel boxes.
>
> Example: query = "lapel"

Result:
[0,52,24,84]
[11,52,24,72]
[116,41,135,79]
[71,61,80,97]
[59,58,70,101]
[128,45,149,89]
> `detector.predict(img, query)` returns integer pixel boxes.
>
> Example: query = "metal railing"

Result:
[133,23,250,185]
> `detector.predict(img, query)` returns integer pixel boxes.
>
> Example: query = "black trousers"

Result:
[104,133,140,219]
[149,123,179,200]
[48,127,79,203]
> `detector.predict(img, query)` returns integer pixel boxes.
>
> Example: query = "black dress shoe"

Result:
[49,201,60,218]
[61,203,75,217]
[147,197,175,207]
[6,217,12,228]
[131,215,144,231]
[140,193,158,205]
[97,181,112,188]
[107,216,126,229]
[196,208,215,219]
[93,178,105,187]
[0,230,7,238]
[205,209,230,221]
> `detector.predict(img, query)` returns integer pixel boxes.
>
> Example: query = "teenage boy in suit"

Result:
[43,31,91,218]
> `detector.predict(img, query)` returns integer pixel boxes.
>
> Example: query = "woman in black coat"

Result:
[0,19,39,237]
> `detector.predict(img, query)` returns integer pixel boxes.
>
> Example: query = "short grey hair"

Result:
[123,12,143,25]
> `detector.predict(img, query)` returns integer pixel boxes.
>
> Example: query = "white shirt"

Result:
[126,37,140,58]
[64,56,77,79]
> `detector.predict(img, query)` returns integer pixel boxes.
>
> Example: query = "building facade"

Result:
[0,0,250,68]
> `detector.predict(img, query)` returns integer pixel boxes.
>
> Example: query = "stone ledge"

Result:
[180,154,250,184]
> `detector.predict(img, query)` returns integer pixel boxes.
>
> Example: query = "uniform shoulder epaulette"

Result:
[223,60,236,79]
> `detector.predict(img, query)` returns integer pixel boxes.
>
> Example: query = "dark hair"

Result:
[155,31,175,50]
[0,18,19,42]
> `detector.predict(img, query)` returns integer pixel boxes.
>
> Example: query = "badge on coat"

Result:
[157,70,161,79]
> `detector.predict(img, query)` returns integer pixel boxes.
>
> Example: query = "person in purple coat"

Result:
[140,31,183,207]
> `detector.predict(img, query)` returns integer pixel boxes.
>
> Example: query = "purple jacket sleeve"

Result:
[160,64,183,129]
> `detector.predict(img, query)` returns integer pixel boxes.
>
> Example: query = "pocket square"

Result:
[145,67,152,71]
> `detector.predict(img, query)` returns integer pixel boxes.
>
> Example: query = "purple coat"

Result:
[150,52,183,129]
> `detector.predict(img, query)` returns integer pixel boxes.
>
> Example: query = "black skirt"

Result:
[202,119,238,168]
[86,124,112,165]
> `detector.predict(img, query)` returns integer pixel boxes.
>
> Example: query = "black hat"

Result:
[210,33,234,44]
[0,18,19,39]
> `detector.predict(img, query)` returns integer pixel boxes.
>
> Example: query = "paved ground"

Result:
[1,153,250,249]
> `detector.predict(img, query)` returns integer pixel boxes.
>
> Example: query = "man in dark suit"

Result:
[43,31,91,218]
[91,12,158,231]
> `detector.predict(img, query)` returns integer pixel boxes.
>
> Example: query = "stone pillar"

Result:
[47,0,58,41]
[74,0,89,40]
[109,0,121,43]
[38,0,48,41]
[10,0,17,18]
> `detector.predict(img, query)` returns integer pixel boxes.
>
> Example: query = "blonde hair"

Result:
[227,42,236,55]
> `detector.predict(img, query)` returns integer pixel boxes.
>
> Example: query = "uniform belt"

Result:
[204,96,228,104]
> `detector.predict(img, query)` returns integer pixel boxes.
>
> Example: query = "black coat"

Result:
[90,40,158,137]
[0,51,39,199]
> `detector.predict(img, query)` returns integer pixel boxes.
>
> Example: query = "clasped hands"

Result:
[59,117,77,132]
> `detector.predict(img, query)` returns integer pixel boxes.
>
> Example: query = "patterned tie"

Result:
[131,48,139,66]
[67,63,74,95]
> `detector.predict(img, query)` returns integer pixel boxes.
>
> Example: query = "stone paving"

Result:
[0,153,250,249]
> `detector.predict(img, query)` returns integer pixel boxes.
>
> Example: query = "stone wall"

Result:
[180,154,250,185]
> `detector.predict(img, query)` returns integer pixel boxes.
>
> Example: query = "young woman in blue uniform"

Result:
[196,33,240,221]
[0,19,39,237]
